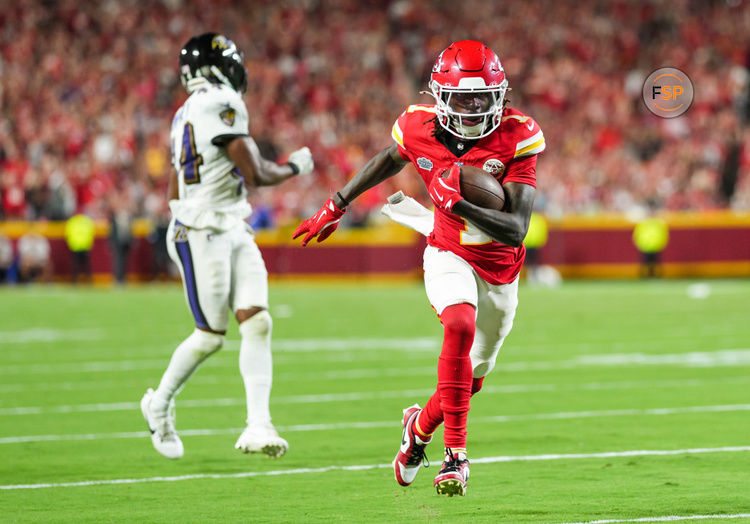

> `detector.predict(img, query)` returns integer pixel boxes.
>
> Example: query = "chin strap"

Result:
[452,116,484,137]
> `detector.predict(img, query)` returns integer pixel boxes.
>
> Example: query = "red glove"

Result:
[293,198,346,246]
[429,164,464,212]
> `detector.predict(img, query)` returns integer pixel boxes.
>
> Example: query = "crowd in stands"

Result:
[1,0,749,232]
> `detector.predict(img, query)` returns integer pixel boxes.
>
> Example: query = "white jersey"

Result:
[169,78,252,231]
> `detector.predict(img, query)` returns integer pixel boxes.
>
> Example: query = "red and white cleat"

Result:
[392,404,431,486]
[434,449,470,496]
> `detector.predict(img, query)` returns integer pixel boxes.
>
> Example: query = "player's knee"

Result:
[239,310,273,338]
[441,303,476,341]
[473,359,496,378]
[471,376,484,395]
[471,343,499,378]
[191,328,224,357]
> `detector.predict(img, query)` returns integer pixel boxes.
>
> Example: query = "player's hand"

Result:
[288,147,314,176]
[293,198,346,246]
[429,164,464,212]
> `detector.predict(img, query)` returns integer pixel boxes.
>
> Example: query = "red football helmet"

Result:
[429,40,508,139]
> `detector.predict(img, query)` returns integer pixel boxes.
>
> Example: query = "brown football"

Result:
[458,165,506,210]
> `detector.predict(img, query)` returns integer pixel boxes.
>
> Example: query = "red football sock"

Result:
[415,390,442,439]
[416,376,485,439]
[436,303,476,450]
[471,376,484,395]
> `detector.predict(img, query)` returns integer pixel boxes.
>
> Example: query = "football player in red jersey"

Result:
[294,40,545,496]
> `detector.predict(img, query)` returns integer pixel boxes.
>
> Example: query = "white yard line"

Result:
[0,359,184,375]
[500,349,750,372]
[0,338,439,376]
[269,348,750,378]
[1,404,748,443]
[481,404,750,423]
[0,328,105,343]
[3,377,750,415]
[259,337,439,352]
[1,446,748,490]
[265,347,750,380]
[2,374,748,396]
[3,346,750,377]
[563,513,750,523]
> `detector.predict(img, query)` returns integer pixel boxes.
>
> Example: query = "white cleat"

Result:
[140,388,184,459]
[235,423,288,458]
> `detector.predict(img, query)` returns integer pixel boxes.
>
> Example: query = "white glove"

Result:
[288,147,314,176]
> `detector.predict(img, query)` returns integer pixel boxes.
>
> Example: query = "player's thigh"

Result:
[167,220,232,332]
[471,275,520,377]
[230,229,269,313]
[423,245,478,315]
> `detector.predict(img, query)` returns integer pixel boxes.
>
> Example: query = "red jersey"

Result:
[391,105,545,285]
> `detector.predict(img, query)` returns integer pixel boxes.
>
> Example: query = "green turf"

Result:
[1,280,749,523]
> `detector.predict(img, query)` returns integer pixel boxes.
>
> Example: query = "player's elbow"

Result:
[488,230,523,247]
[497,220,528,247]
[503,231,524,248]
[253,169,274,186]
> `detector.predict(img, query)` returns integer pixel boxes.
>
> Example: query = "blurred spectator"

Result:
[0,234,13,283]
[0,0,747,226]
[250,203,275,230]
[523,211,562,286]
[143,186,173,281]
[64,213,95,284]
[17,230,52,283]
[633,207,670,278]
[108,190,135,285]
[523,211,548,280]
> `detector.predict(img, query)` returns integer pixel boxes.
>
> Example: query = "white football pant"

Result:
[167,218,269,332]
[422,245,519,378]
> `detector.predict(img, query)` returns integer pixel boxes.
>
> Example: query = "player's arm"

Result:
[452,182,535,247]
[453,120,544,246]
[293,144,408,246]
[226,136,310,188]
[333,144,408,208]
[167,170,179,201]
[429,153,538,247]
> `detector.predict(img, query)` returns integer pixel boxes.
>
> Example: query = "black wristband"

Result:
[336,191,349,208]
[287,162,299,175]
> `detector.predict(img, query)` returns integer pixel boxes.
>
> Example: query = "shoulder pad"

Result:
[190,85,249,134]
[501,111,545,158]
[405,104,437,115]
[392,105,436,148]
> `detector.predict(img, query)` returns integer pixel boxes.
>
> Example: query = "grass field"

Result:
[1,279,749,523]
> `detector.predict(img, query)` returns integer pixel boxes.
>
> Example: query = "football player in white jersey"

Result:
[140,33,314,460]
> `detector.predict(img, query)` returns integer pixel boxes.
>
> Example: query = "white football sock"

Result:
[151,329,224,414]
[238,311,273,427]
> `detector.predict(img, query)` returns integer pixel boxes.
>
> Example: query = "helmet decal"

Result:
[211,35,230,50]
[432,50,446,73]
